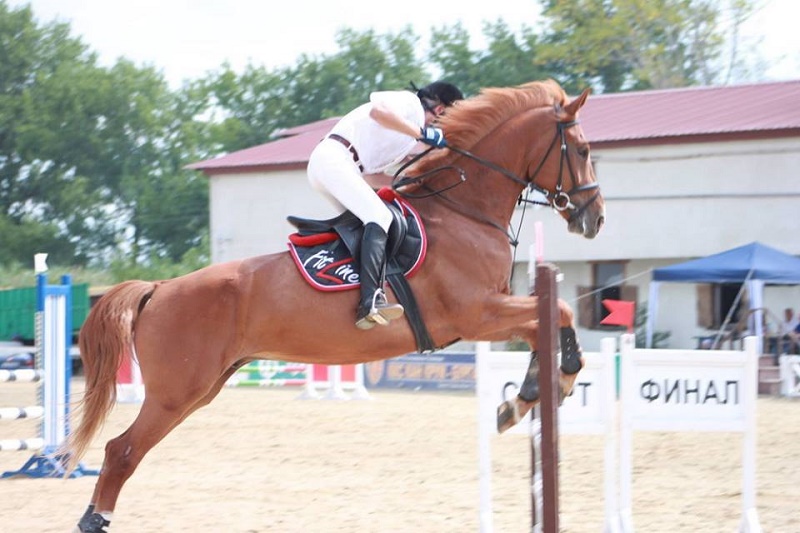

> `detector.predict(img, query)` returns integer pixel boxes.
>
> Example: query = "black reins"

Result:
[392,119,602,237]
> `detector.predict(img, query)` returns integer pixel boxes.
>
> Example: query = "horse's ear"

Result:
[565,88,591,116]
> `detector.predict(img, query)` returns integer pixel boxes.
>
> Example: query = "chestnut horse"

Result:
[65,80,605,532]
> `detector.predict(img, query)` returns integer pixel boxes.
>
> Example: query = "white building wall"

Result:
[209,169,340,262]
[208,136,800,351]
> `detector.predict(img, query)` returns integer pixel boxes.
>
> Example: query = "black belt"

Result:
[328,134,364,173]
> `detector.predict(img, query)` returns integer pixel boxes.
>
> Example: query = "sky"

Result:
[7,0,800,88]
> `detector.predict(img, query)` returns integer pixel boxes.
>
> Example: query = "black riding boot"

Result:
[355,223,404,330]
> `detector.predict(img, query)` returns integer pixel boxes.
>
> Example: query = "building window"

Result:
[578,261,638,329]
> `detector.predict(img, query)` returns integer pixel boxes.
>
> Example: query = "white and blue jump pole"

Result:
[2,255,98,478]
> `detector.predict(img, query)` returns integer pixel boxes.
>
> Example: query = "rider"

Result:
[307,81,464,330]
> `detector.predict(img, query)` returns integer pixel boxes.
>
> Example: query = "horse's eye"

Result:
[577,147,589,159]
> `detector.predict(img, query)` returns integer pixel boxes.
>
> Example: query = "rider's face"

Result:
[424,104,445,125]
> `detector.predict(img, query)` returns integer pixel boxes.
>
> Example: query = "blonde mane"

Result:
[412,79,569,171]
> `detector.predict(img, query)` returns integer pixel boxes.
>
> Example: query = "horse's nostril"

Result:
[597,216,605,231]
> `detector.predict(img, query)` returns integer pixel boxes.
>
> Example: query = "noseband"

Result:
[522,120,601,222]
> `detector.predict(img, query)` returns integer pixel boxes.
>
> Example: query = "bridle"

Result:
[517,120,601,222]
[393,119,602,228]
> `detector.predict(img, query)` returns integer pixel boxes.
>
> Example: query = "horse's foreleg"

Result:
[477,296,584,433]
[557,320,583,397]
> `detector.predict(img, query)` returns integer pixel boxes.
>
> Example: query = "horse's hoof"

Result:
[558,387,573,405]
[77,512,111,533]
[496,400,520,433]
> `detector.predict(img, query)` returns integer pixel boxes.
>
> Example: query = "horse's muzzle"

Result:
[568,210,605,239]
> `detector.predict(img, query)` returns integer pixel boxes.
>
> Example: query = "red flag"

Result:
[600,299,635,332]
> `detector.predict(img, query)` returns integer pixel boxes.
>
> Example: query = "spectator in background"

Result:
[779,307,800,357]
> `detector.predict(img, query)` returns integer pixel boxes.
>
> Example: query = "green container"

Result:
[0,283,90,342]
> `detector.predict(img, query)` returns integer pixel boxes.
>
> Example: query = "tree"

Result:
[0,2,99,264]
[535,0,746,92]
[470,21,551,90]
[101,61,208,263]
[0,3,209,266]
[428,20,567,95]
[427,23,482,95]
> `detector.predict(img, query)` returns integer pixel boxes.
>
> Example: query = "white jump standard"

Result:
[0,273,98,478]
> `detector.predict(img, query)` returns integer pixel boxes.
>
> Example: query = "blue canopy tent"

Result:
[646,242,800,350]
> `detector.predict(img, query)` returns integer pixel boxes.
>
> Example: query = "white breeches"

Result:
[307,139,393,232]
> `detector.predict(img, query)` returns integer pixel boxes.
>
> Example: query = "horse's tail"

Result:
[62,280,156,475]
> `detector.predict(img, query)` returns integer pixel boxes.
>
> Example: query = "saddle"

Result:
[287,188,436,352]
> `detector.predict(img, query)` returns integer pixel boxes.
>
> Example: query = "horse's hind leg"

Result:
[76,367,238,532]
[76,399,186,532]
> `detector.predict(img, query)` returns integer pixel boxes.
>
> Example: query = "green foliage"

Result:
[0,2,210,269]
[536,0,732,92]
[0,233,208,290]
[107,232,210,282]
[194,27,430,155]
[476,22,550,89]
[0,213,77,265]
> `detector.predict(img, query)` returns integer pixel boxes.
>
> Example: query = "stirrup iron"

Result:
[355,289,404,329]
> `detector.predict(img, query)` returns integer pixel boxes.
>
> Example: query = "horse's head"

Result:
[401,80,605,239]
[524,86,605,239]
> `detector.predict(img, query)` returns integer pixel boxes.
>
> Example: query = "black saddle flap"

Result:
[287,212,360,236]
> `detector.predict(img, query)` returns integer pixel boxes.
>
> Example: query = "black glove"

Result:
[419,126,447,148]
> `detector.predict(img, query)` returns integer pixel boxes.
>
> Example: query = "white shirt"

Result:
[328,90,424,174]
[781,315,800,335]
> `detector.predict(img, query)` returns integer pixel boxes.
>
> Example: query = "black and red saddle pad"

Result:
[287,189,427,291]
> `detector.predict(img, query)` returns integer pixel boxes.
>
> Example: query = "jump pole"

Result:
[531,262,561,533]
